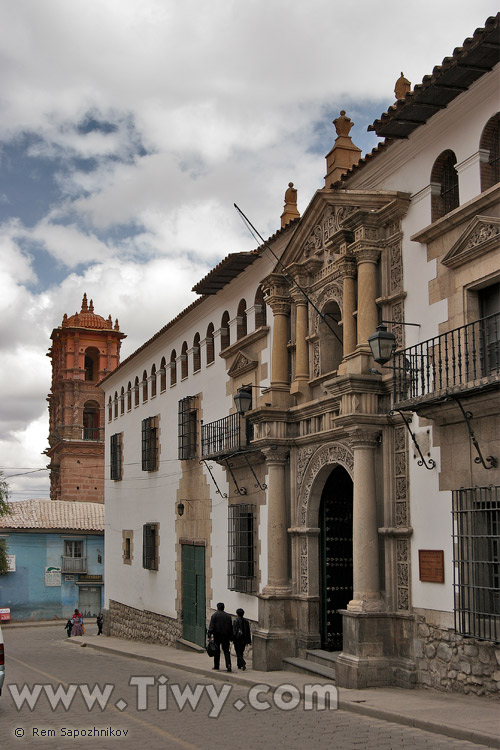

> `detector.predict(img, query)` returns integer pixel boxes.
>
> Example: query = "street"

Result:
[0,625,491,749]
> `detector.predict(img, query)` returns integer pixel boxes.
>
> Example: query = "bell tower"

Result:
[45,294,126,503]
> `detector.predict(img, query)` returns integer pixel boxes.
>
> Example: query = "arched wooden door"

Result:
[319,466,353,651]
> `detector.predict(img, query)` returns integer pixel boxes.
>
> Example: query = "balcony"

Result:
[82,427,101,441]
[393,313,499,408]
[61,556,88,573]
[201,413,253,458]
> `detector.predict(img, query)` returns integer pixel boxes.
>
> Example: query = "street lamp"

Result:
[234,386,253,415]
[368,323,396,365]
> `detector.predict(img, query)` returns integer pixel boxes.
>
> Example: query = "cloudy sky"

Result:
[0,1,497,501]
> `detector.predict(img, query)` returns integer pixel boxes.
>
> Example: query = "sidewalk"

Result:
[66,632,500,748]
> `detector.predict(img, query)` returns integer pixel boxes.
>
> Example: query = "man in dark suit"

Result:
[208,602,233,672]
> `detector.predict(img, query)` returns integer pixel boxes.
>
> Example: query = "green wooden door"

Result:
[182,544,206,646]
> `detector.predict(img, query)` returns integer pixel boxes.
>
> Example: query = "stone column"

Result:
[270,301,290,387]
[291,287,309,381]
[348,429,383,611]
[337,255,357,358]
[262,448,289,592]
[355,248,380,345]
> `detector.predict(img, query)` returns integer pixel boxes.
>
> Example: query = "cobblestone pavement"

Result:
[0,625,494,749]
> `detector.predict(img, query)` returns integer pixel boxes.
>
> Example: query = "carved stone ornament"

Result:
[389,241,402,292]
[311,282,343,334]
[300,536,308,593]
[227,350,258,378]
[442,215,500,268]
[302,205,359,256]
[298,442,354,525]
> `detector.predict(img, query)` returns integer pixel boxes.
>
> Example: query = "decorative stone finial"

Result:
[81,293,88,313]
[394,72,411,101]
[333,110,354,138]
[89,299,94,313]
[280,182,300,228]
[114,319,120,331]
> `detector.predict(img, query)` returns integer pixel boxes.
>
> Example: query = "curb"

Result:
[67,638,500,748]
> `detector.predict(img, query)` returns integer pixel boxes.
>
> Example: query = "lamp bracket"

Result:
[389,409,436,470]
[242,452,267,491]
[451,397,497,470]
[199,460,227,498]
[223,458,247,495]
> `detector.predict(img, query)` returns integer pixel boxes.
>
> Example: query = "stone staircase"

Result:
[282,649,340,681]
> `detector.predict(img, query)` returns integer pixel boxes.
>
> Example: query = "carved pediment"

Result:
[303,204,359,257]
[442,215,500,268]
[227,350,258,378]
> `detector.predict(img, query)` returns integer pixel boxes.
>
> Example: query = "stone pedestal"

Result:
[252,593,295,671]
[335,610,417,688]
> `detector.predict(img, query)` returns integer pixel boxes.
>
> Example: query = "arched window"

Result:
[127,382,132,411]
[113,391,118,419]
[108,396,113,422]
[206,323,215,364]
[160,357,167,391]
[237,299,247,339]
[221,311,230,350]
[181,341,188,379]
[134,376,140,406]
[83,400,100,440]
[151,364,157,398]
[142,370,148,402]
[170,349,177,386]
[254,286,267,327]
[193,333,201,372]
[480,112,500,192]
[320,300,343,375]
[120,386,125,415]
[431,150,459,221]
[84,347,99,381]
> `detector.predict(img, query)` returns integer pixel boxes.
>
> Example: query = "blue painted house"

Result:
[0,500,104,621]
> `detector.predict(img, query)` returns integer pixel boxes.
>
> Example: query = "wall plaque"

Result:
[419,550,444,583]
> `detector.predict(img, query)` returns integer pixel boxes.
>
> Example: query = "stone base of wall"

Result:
[416,617,500,698]
[107,600,182,646]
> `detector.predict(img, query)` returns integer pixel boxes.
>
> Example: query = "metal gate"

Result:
[182,544,206,647]
[78,586,102,618]
[319,467,353,651]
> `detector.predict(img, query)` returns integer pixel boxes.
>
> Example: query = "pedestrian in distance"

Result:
[207,602,233,672]
[96,613,103,635]
[71,608,84,636]
[64,619,73,638]
[232,608,251,670]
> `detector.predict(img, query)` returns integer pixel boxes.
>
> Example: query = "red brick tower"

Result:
[45,294,126,503]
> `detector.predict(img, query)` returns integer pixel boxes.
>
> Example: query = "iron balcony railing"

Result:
[201,413,253,458]
[393,312,499,406]
[82,427,100,441]
[61,556,88,573]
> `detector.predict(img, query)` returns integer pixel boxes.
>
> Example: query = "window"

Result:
[120,386,125,415]
[170,350,177,386]
[108,396,113,422]
[255,286,267,327]
[478,282,500,375]
[127,382,132,411]
[206,323,215,364]
[65,540,83,558]
[83,401,100,439]
[150,364,157,398]
[141,416,159,471]
[113,392,118,419]
[452,486,500,643]
[84,347,99,381]
[480,113,500,191]
[193,333,201,372]
[143,523,159,570]
[178,397,197,459]
[134,376,140,407]
[431,150,459,221]
[160,357,167,391]
[142,370,148,402]
[237,299,247,339]
[122,530,133,564]
[181,341,188,379]
[320,300,343,375]
[220,311,230,350]
[110,433,123,481]
[228,504,256,593]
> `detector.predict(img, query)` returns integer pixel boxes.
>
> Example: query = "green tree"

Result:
[0,472,11,574]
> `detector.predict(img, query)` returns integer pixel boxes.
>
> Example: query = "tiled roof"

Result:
[334,13,500,186]
[0,500,104,532]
